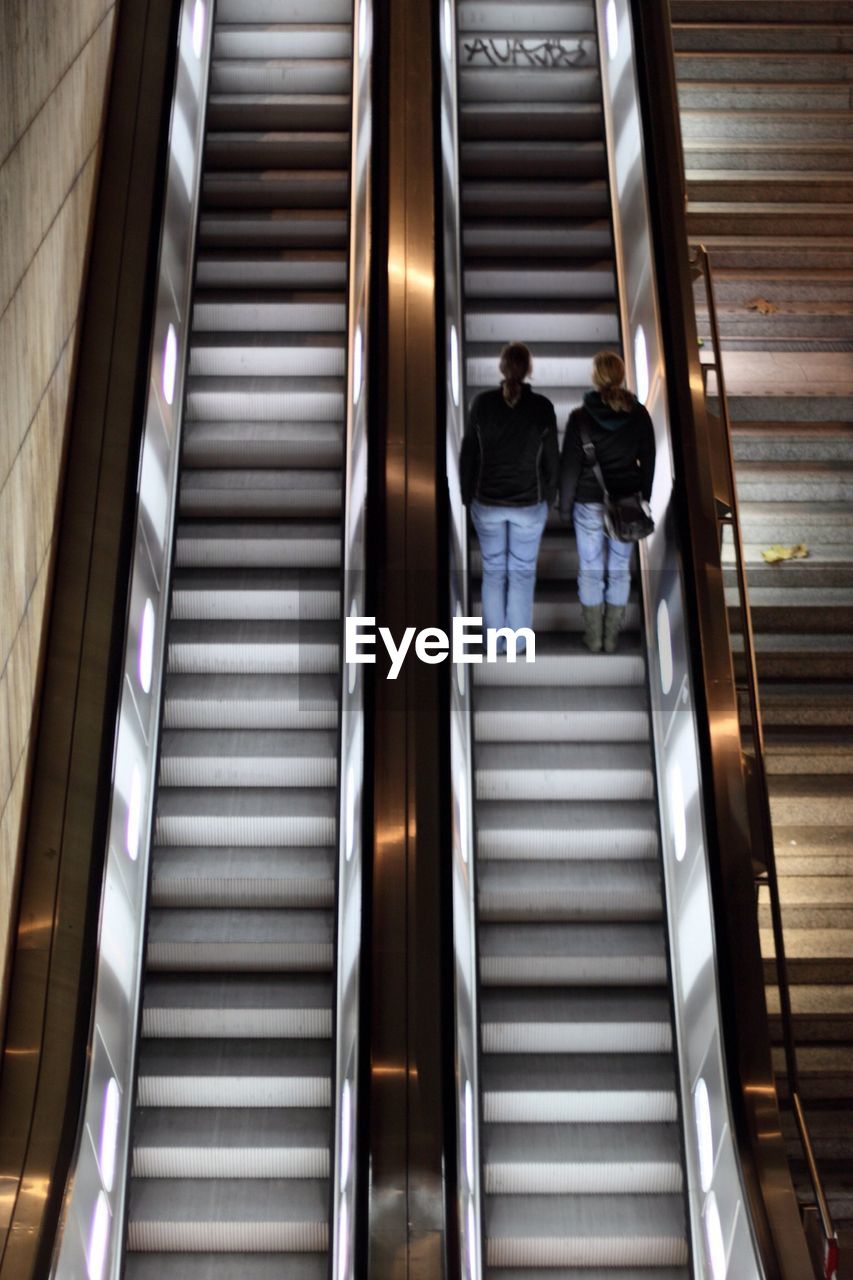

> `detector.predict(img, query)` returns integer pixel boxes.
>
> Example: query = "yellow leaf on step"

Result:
[761,544,809,564]
[745,296,780,314]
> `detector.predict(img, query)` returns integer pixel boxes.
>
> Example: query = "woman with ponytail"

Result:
[559,351,656,654]
[459,342,559,652]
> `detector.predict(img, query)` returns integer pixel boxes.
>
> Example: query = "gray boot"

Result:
[603,604,626,653]
[581,603,604,653]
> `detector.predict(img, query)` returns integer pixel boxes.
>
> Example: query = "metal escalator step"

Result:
[151,846,336,910]
[186,377,344,421]
[204,169,349,208]
[473,635,644,688]
[459,68,600,105]
[477,860,662,923]
[460,101,603,142]
[153,790,336,850]
[213,25,352,61]
[132,1107,330,1178]
[136,1039,332,1107]
[482,1054,679,1124]
[464,218,613,257]
[216,0,353,22]
[127,1177,328,1252]
[192,291,346,333]
[163,674,339,729]
[195,250,347,289]
[205,131,350,170]
[486,1269,690,1280]
[142,974,333,1038]
[174,524,342,570]
[167,620,340,672]
[169,569,341,621]
[127,1256,328,1280]
[476,801,657,861]
[472,593,640,633]
[457,0,595,30]
[180,470,341,518]
[461,259,614,299]
[199,207,348,248]
[479,923,667,986]
[465,293,618,333]
[461,138,607,179]
[483,1121,683,1193]
[189,333,346,378]
[475,742,653,801]
[473,687,649,743]
[210,56,352,96]
[462,180,609,217]
[467,349,603,389]
[484,1192,687,1268]
[481,989,672,1055]
[183,421,342,468]
[159,730,338,788]
[207,94,351,132]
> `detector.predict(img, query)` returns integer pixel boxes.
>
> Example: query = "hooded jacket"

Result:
[559,390,656,519]
[460,383,559,508]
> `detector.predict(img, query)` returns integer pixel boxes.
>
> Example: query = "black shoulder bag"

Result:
[578,421,655,543]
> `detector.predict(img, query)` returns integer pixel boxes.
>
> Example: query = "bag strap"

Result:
[578,419,611,501]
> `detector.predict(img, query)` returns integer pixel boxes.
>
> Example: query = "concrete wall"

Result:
[0,1,117,987]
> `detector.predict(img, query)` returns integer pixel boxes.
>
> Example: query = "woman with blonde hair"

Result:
[559,351,655,653]
[460,342,559,651]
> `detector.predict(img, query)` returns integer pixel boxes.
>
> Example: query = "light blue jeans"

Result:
[573,501,634,607]
[471,499,549,645]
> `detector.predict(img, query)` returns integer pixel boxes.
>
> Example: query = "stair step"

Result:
[207,93,350,132]
[464,293,618,336]
[459,68,601,105]
[179,470,341,519]
[689,201,853,238]
[467,346,606,388]
[163,674,339,730]
[480,989,672,1055]
[676,52,853,84]
[456,0,595,32]
[483,1121,683,1194]
[159,730,338,788]
[127,1177,328,1252]
[169,570,341,621]
[195,250,347,290]
[132,1108,330,1179]
[672,1,853,20]
[479,923,667,986]
[475,742,653,802]
[189,333,346,378]
[136,1039,331,1107]
[174,524,341,571]
[182,422,342,468]
[462,179,609,217]
[460,101,603,141]
[210,56,352,97]
[473,633,644,686]
[142,975,333,1038]
[126,1256,327,1280]
[478,861,662,923]
[204,169,349,208]
[153,790,337,850]
[680,83,853,111]
[461,139,606,179]
[473,686,648,743]
[199,206,347,249]
[193,292,346,334]
[150,847,336,910]
[168,619,339,672]
[464,219,613,258]
[476,801,658,861]
[213,25,352,61]
[482,1054,678,1124]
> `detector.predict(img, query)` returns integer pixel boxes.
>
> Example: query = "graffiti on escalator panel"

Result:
[462,36,594,68]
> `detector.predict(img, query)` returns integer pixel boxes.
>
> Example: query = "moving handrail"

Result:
[691,242,839,1280]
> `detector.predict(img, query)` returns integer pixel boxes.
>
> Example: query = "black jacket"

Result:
[559,391,656,519]
[460,384,559,508]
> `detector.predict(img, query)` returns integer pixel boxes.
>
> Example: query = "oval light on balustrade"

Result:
[669,760,687,863]
[464,1079,475,1190]
[358,0,368,58]
[192,0,205,58]
[138,598,155,694]
[341,1079,353,1189]
[86,1192,110,1280]
[704,1190,727,1280]
[657,599,673,696]
[634,324,650,405]
[162,324,178,406]
[99,1078,120,1193]
[450,323,461,407]
[466,1195,477,1280]
[606,0,619,60]
[353,324,363,406]
[126,764,143,862]
[694,1076,714,1193]
[443,0,453,59]
[337,1194,350,1280]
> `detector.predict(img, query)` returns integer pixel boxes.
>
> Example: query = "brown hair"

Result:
[500,342,531,408]
[592,350,635,413]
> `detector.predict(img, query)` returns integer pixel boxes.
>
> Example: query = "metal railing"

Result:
[690,243,839,1280]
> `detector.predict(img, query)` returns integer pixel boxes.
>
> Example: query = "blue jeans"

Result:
[573,501,633,607]
[471,499,549,645]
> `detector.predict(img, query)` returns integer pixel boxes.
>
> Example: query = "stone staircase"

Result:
[672,0,853,1261]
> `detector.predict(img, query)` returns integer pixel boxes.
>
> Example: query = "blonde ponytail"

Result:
[591,350,635,412]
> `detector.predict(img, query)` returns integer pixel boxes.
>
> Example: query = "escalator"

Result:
[455,2,690,1269]
[123,1,353,1270]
